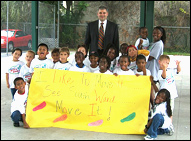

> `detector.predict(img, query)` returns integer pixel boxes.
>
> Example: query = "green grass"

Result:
[163,52,190,56]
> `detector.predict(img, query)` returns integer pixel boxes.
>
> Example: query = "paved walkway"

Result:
[1,52,190,140]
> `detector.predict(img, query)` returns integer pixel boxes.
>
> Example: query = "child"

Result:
[69,51,91,72]
[127,45,150,71]
[144,89,174,140]
[115,43,129,69]
[135,27,149,50]
[51,48,60,64]
[126,45,138,71]
[69,44,90,67]
[6,48,25,99]
[134,54,156,110]
[11,77,30,128]
[103,43,118,72]
[158,55,181,122]
[113,55,135,76]
[146,26,166,84]
[19,50,35,84]
[134,54,151,76]
[94,55,113,74]
[29,43,54,74]
[119,43,128,56]
[88,51,100,73]
[53,47,72,70]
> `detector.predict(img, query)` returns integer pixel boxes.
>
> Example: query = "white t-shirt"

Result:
[69,64,91,72]
[53,61,72,70]
[128,61,137,71]
[113,67,135,75]
[11,84,29,114]
[151,102,171,129]
[94,70,113,75]
[88,65,100,73]
[134,69,151,76]
[19,64,32,82]
[146,40,164,81]
[29,58,54,73]
[115,56,120,69]
[109,59,117,72]
[6,60,25,88]
[158,68,178,99]
[135,38,149,50]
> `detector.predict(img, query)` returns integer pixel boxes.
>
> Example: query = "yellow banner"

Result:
[26,68,151,134]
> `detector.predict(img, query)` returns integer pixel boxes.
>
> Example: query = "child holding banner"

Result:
[69,44,90,67]
[69,51,91,72]
[134,54,157,114]
[94,55,113,74]
[29,43,54,74]
[88,51,100,72]
[11,77,29,128]
[114,43,129,69]
[53,47,72,70]
[113,55,134,76]
[102,43,118,72]
[144,89,174,140]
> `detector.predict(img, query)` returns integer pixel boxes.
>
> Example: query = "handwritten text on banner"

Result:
[26,68,151,134]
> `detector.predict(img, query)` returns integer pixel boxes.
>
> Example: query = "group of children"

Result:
[6,26,181,140]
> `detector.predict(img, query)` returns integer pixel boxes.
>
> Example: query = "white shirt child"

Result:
[11,84,29,115]
[6,60,25,88]
[53,61,72,70]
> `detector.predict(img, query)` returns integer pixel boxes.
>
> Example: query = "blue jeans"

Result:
[147,114,169,138]
[11,88,17,99]
[11,110,22,123]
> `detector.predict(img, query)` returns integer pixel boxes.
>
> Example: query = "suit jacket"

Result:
[85,20,119,56]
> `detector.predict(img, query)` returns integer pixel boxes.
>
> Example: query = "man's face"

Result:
[97,9,108,22]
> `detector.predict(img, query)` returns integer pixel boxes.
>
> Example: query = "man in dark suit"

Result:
[85,6,119,57]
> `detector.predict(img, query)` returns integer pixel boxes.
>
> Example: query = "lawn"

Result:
[163,51,190,56]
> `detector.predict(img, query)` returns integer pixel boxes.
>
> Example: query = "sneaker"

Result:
[144,135,157,140]
[168,124,174,136]
[13,122,20,127]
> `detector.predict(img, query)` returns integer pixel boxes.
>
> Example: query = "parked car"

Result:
[1,29,32,51]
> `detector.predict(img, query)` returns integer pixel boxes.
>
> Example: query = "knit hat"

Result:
[126,45,137,52]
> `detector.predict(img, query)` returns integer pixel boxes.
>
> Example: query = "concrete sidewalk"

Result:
[1,52,190,140]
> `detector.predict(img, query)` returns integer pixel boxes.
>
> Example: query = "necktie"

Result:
[98,23,104,50]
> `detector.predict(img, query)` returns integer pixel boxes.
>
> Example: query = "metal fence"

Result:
[1,1,190,53]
